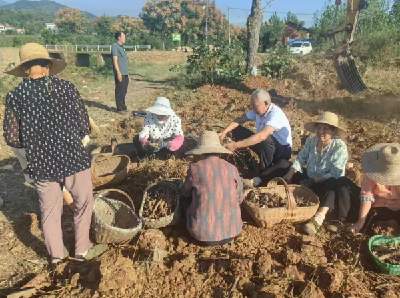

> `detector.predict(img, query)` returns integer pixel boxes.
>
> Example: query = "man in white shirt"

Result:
[221,89,292,177]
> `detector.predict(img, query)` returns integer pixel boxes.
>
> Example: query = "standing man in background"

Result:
[112,31,130,115]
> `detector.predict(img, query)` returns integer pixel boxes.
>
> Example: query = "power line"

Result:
[227,6,314,16]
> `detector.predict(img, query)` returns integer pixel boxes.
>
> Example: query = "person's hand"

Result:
[225,142,237,152]
[140,137,149,149]
[117,73,123,82]
[219,131,227,140]
[283,172,294,184]
[299,178,315,188]
[348,220,365,234]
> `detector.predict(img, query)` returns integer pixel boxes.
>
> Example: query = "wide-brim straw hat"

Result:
[304,111,347,138]
[361,143,400,186]
[5,43,67,78]
[186,130,233,155]
[145,97,176,116]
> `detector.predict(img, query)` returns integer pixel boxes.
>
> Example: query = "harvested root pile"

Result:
[373,242,400,265]
[247,189,316,208]
[118,158,189,210]
[142,185,177,219]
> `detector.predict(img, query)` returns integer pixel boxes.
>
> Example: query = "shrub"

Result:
[261,44,293,78]
[183,44,246,86]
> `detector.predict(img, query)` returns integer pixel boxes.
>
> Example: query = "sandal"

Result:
[326,221,345,233]
[303,219,321,236]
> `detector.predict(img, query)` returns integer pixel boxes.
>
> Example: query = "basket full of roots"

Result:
[139,180,183,229]
[243,177,319,228]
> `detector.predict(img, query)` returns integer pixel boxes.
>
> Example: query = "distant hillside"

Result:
[1,0,97,18]
[0,0,8,6]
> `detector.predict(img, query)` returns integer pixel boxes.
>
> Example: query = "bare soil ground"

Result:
[1,49,400,298]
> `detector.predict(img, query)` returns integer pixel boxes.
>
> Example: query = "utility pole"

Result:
[228,7,231,45]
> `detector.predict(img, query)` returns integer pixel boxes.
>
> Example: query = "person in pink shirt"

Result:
[350,143,400,233]
[134,97,184,159]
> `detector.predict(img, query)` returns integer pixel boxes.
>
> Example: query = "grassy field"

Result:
[1,48,400,297]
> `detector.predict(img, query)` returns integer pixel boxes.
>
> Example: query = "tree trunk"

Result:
[246,0,263,74]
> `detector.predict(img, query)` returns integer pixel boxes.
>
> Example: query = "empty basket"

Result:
[92,189,142,244]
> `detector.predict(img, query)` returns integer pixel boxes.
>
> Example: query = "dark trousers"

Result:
[115,75,129,111]
[374,208,400,226]
[181,195,236,247]
[231,126,291,172]
[259,168,358,223]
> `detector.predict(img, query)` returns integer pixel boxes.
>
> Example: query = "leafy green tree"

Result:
[265,12,285,46]
[24,23,36,35]
[94,14,113,38]
[393,0,400,25]
[41,28,58,44]
[5,29,14,35]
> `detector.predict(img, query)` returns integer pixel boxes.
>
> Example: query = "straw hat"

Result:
[145,97,176,116]
[186,131,233,155]
[361,143,400,186]
[5,43,67,78]
[304,111,347,138]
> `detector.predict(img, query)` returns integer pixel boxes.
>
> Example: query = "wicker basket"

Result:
[139,180,183,229]
[91,155,130,189]
[242,177,319,228]
[91,143,137,162]
[92,189,142,244]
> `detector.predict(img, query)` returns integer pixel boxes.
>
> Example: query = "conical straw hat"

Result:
[304,112,347,138]
[361,143,400,186]
[5,43,67,77]
[186,131,233,155]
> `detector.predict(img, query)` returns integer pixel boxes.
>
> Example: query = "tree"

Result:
[41,28,58,44]
[140,0,234,48]
[393,0,400,25]
[111,15,148,43]
[265,12,285,46]
[55,8,88,36]
[246,0,263,73]
[285,11,305,30]
[5,29,14,35]
[94,14,113,38]
[24,23,36,35]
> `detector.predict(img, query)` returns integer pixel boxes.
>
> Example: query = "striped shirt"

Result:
[183,156,244,242]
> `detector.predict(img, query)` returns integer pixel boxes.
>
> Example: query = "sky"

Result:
[6,0,331,28]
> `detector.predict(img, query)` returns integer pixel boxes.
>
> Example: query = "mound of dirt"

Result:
[138,229,167,253]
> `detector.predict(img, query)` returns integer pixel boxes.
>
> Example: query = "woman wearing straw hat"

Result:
[257,112,351,235]
[135,97,185,159]
[182,130,244,246]
[3,43,107,264]
[350,143,400,234]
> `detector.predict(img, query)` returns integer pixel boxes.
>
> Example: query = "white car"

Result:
[290,42,312,56]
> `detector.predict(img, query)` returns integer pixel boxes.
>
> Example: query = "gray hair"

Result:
[251,89,271,105]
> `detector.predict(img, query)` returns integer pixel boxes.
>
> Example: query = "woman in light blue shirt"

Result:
[283,112,350,235]
[258,112,352,235]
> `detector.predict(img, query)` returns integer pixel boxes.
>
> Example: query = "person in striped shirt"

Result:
[182,131,244,246]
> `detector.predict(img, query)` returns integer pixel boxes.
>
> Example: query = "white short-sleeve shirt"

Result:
[246,103,292,147]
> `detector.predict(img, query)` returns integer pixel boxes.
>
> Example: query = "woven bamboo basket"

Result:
[91,143,137,162]
[242,177,319,228]
[91,155,130,189]
[92,189,142,244]
[139,180,183,229]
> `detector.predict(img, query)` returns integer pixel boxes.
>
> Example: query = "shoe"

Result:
[51,247,70,265]
[303,220,321,236]
[326,221,345,233]
[76,244,108,260]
